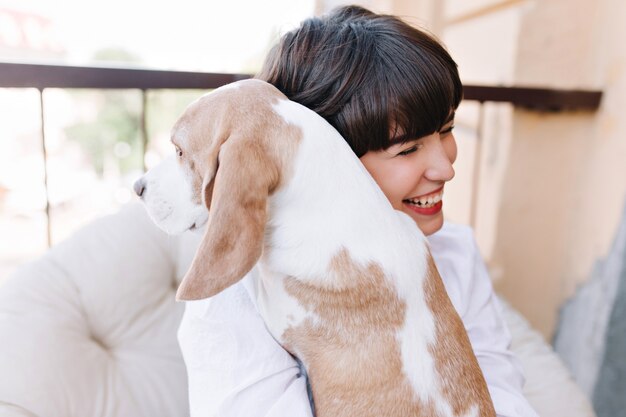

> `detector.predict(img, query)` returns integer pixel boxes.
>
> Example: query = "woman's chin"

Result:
[418,215,444,236]
[401,208,444,236]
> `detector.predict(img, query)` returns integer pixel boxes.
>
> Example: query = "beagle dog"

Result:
[135,79,495,417]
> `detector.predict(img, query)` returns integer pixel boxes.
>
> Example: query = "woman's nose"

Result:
[423,135,456,182]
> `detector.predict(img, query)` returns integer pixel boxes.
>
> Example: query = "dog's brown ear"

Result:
[176,136,278,301]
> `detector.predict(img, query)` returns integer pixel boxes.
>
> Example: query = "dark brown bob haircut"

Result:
[257,5,463,157]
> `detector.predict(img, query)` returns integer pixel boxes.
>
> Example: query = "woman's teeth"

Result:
[404,190,443,208]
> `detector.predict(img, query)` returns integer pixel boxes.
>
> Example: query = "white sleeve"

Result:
[450,230,540,417]
[177,270,313,417]
[468,248,539,417]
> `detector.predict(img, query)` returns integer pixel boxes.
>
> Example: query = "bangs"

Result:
[256,8,462,158]
[385,52,462,146]
[334,19,463,156]
[369,38,462,151]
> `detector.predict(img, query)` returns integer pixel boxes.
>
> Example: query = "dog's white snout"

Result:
[133,178,146,198]
[136,156,208,235]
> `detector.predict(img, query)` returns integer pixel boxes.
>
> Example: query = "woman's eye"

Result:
[440,125,455,136]
[397,145,419,156]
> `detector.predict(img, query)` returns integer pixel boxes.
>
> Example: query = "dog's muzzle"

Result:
[134,156,208,235]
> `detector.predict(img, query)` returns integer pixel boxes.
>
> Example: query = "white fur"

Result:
[255,262,316,358]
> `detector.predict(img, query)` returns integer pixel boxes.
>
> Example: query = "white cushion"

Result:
[0,204,188,417]
[501,299,597,417]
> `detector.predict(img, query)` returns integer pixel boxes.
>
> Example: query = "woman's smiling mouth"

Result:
[402,187,444,215]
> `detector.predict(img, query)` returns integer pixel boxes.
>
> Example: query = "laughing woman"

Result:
[178,5,539,417]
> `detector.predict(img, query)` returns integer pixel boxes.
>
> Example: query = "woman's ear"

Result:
[176,136,279,300]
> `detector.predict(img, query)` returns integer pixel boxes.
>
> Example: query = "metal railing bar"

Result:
[140,90,148,172]
[470,103,486,229]
[463,85,602,111]
[0,62,251,90]
[38,88,52,247]
[0,62,603,111]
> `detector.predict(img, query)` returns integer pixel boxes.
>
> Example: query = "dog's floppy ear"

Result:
[176,135,279,301]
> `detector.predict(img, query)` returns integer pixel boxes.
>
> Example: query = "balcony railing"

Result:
[0,61,603,247]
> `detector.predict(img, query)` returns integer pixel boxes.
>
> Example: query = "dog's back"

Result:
[256,94,495,417]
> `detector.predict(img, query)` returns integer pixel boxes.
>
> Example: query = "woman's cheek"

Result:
[444,134,458,164]
[379,161,412,207]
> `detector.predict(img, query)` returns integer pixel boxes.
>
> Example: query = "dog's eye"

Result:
[175,146,183,158]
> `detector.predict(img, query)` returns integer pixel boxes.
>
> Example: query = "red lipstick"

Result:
[404,200,443,216]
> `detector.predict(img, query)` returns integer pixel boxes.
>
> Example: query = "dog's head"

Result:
[135,79,299,301]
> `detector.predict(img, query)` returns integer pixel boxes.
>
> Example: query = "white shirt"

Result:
[178,222,539,417]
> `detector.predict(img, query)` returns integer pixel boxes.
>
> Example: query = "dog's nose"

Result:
[133,178,146,198]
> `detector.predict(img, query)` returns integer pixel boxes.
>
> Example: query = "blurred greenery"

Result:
[146,89,205,137]
[64,49,144,177]
[91,48,143,64]
[64,89,142,176]
[63,48,208,177]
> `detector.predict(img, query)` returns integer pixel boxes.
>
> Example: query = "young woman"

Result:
[178,6,539,417]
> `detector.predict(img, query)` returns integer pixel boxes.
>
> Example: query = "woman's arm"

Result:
[178,268,313,417]
[429,224,539,417]
[465,248,539,417]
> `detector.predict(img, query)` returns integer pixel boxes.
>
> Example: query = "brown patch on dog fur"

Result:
[175,80,302,300]
[282,249,439,417]
[282,249,495,417]
[423,254,496,416]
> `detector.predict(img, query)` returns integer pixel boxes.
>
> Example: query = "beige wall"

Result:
[316,0,626,339]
